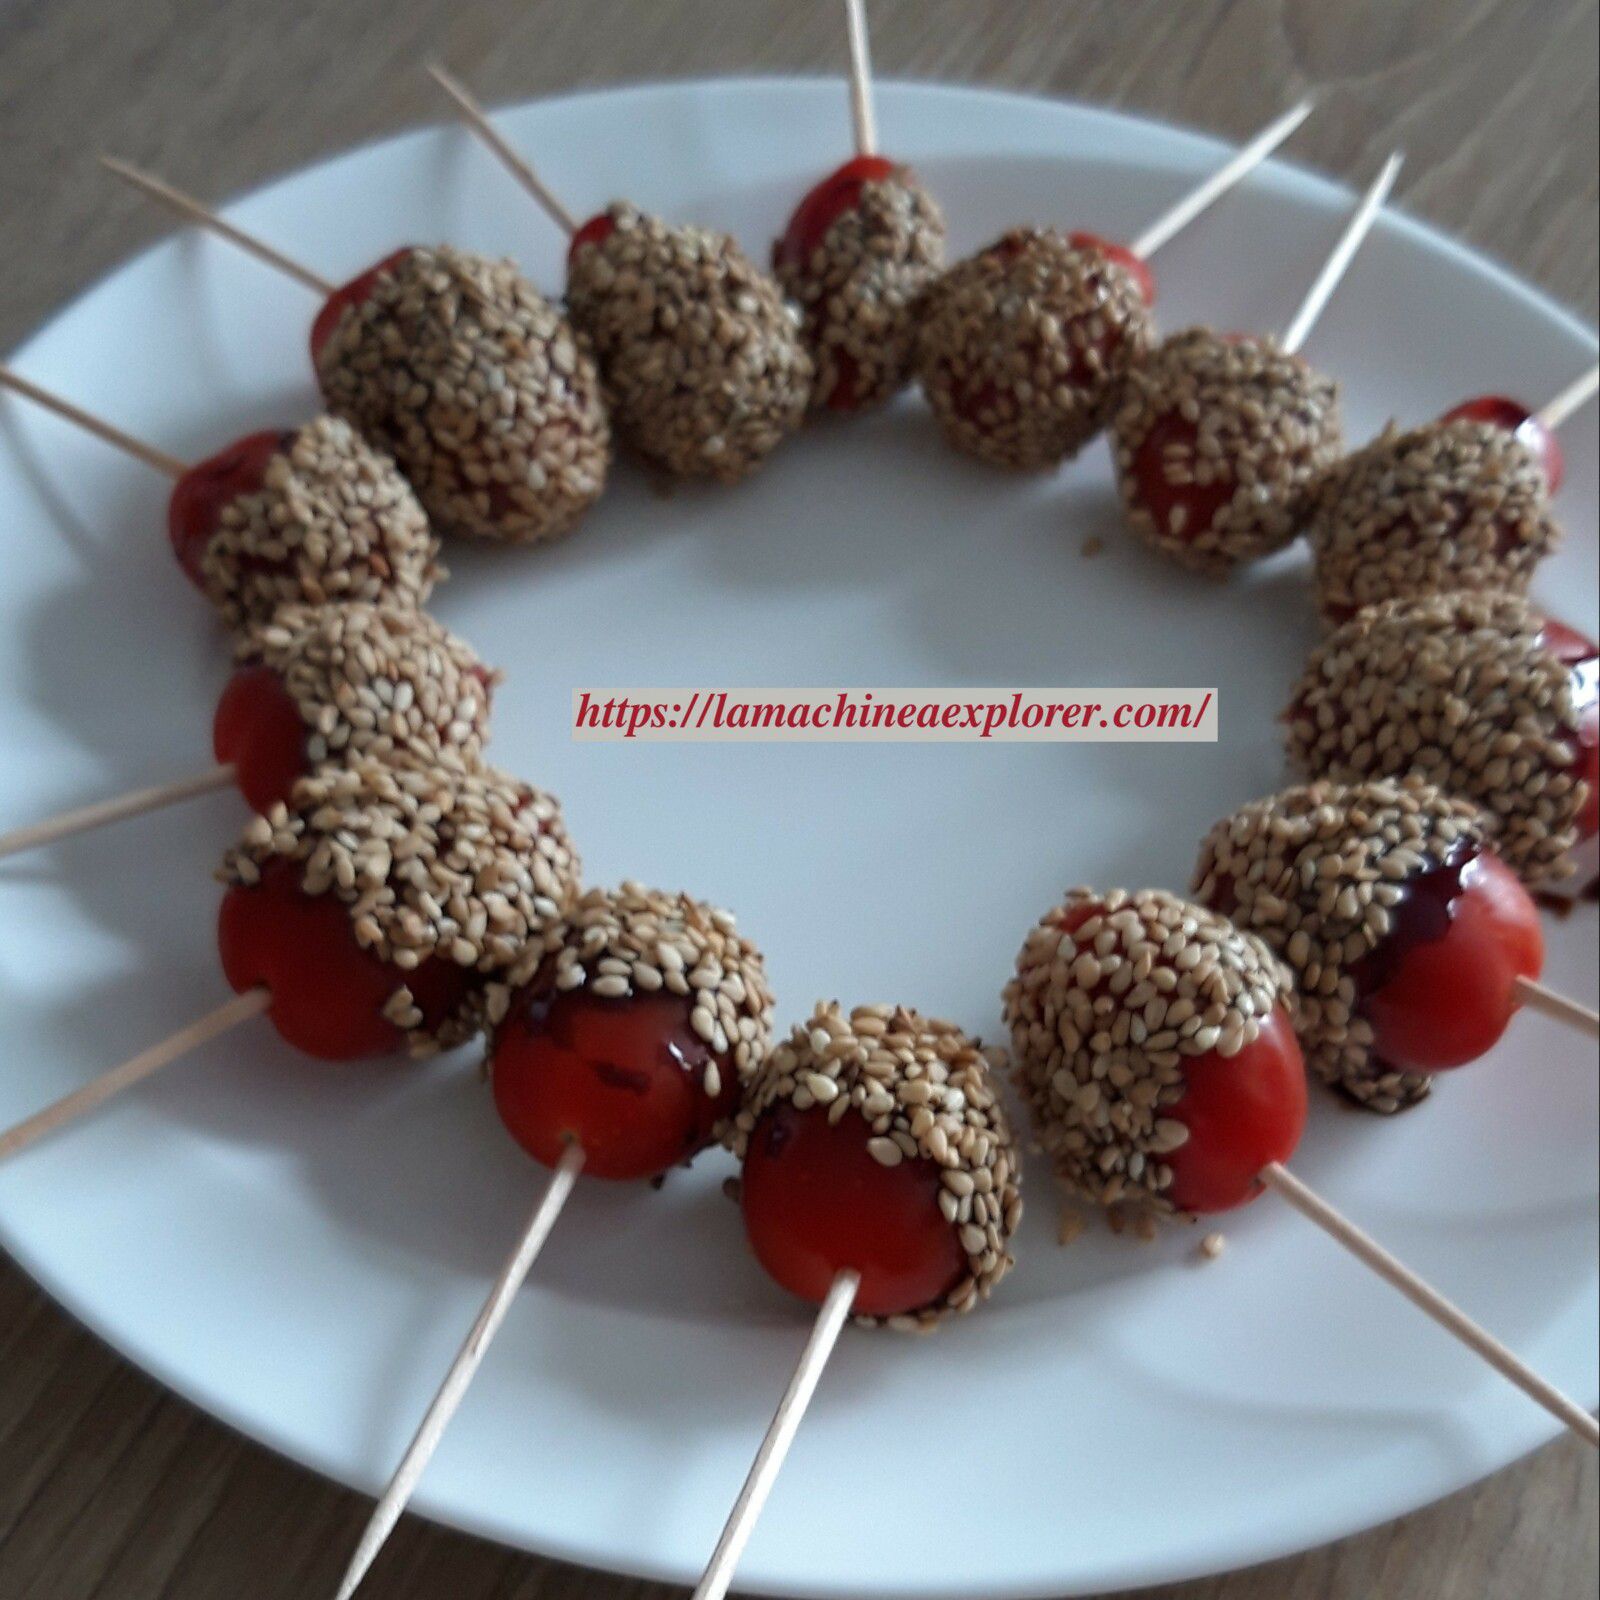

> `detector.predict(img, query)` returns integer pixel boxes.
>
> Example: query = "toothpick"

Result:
[0,988,270,1164]
[1,367,187,479]
[1515,976,1600,1038]
[1280,150,1403,355]
[692,1269,860,1600]
[334,1140,587,1600]
[1536,363,1599,433]
[1128,98,1316,261]
[1260,1163,1598,1446]
[100,157,336,297]
[426,66,580,237]
[844,0,878,158]
[0,764,236,864]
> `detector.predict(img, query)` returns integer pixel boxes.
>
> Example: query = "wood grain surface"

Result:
[0,2,1595,1597]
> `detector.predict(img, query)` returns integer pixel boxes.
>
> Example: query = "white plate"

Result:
[0,79,1595,1600]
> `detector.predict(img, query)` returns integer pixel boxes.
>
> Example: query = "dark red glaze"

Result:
[1068,230,1156,307]
[1442,395,1564,494]
[1540,619,1599,845]
[491,988,737,1181]
[1353,846,1544,1074]
[212,666,310,813]
[167,430,294,589]
[219,859,476,1061]
[566,213,617,269]
[1165,1007,1308,1215]
[309,248,416,365]
[741,1101,967,1318]
[775,154,899,275]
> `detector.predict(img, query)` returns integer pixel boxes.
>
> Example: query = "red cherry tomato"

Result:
[491,988,737,1181]
[566,213,617,269]
[212,666,310,813]
[741,1102,967,1318]
[1360,850,1544,1074]
[1129,412,1235,544]
[1442,394,1564,494]
[1539,616,1599,667]
[309,248,416,365]
[1068,230,1156,307]
[166,430,294,589]
[219,859,477,1061]
[1165,1007,1307,1215]
[774,154,900,274]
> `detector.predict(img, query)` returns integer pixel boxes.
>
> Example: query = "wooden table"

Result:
[0,2,1594,1595]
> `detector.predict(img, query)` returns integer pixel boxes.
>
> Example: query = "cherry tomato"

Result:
[1068,230,1156,307]
[1129,412,1235,544]
[1165,1007,1307,1215]
[219,859,476,1061]
[774,154,900,274]
[309,248,416,365]
[566,213,617,268]
[1540,616,1599,667]
[212,666,310,813]
[1442,394,1564,494]
[741,1102,967,1317]
[1359,850,1543,1073]
[166,430,294,589]
[491,987,737,1181]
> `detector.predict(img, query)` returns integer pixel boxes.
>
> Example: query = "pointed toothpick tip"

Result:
[1130,95,1320,261]
[1279,148,1403,354]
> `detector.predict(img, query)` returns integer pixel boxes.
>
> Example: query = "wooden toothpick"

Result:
[692,1269,860,1600]
[0,989,270,1164]
[426,66,580,237]
[334,1140,587,1600]
[0,764,237,864]
[844,0,878,159]
[1128,97,1316,261]
[1280,151,1403,355]
[1260,1163,1598,1447]
[100,157,336,297]
[1515,976,1600,1039]
[1,367,187,479]
[1536,363,1599,433]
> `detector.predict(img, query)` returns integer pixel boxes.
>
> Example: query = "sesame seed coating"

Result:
[1285,592,1587,889]
[731,1001,1022,1331]
[484,879,775,1140]
[1306,417,1558,624]
[199,416,441,635]
[914,229,1155,470]
[315,246,612,546]
[566,203,813,482]
[1004,887,1291,1218]
[1193,777,1487,1113]
[1110,330,1342,575]
[240,601,498,776]
[774,172,947,413]
[221,758,580,1055]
